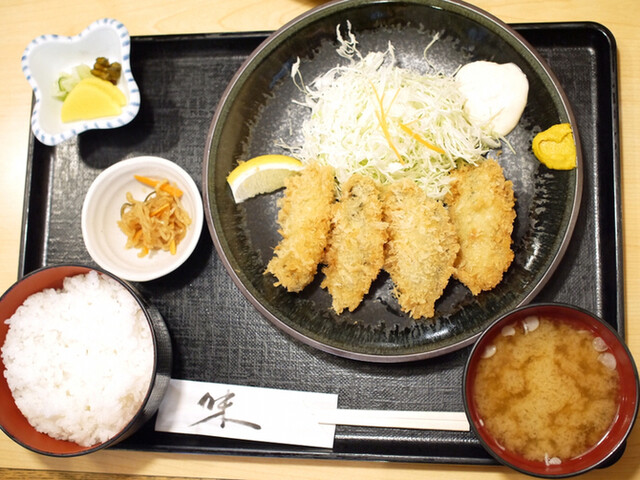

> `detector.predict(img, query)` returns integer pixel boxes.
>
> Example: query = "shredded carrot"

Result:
[399,123,445,154]
[150,203,170,217]
[374,110,404,163]
[119,178,191,257]
[134,175,183,197]
[370,83,404,164]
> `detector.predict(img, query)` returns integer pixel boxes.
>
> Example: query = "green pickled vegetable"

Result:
[52,64,92,100]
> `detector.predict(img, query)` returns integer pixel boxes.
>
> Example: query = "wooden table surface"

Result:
[1,0,639,479]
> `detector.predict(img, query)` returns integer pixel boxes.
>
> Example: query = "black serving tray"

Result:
[18,22,622,465]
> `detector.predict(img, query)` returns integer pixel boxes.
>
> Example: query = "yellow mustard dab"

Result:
[532,123,577,170]
[60,77,126,123]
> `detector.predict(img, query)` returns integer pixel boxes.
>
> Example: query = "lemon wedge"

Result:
[226,154,304,203]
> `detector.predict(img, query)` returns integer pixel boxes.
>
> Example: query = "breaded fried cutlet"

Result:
[321,175,387,313]
[265,162,335,292]
[383,179,459,319]
[444,158,516,295]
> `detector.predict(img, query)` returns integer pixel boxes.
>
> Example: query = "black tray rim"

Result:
[15,21,623,466]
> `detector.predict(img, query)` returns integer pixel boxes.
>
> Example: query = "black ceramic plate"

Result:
[203,0,582,362]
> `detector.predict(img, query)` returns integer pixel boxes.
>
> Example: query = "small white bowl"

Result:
[22,18,140,146]
[81,156,203,282]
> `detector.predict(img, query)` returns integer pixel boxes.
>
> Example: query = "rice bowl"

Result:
[0,264,172,456]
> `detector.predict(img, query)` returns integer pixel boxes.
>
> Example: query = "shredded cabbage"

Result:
[287,23,503,199]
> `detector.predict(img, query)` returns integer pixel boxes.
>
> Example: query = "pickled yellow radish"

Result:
[61,77,126,123]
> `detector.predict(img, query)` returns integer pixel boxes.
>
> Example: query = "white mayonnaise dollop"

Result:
[455,61,529,137]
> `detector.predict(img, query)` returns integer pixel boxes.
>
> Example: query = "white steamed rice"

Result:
[1,270,154,447]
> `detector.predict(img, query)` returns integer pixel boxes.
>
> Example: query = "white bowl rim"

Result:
[81,156,203,282]
[21,18,141,146]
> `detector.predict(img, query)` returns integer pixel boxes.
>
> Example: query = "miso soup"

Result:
[473,316,620,463]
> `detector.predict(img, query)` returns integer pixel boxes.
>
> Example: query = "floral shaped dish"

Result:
[21,18,140,146]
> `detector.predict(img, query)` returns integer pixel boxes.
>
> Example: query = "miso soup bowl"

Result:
[0,264,172,456]
[463,303,639,477]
